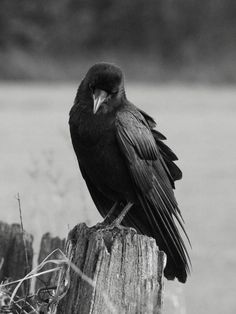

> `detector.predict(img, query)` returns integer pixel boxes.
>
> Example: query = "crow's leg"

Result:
[95,201,119,229]
[103,201,119,223]
[108,201,133,229]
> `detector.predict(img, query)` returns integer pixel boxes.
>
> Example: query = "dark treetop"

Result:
[69,62,191,283]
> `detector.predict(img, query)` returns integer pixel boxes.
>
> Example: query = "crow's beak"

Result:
[93,89,108,114]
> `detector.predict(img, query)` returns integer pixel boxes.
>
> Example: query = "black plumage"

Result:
[69,62,191,283]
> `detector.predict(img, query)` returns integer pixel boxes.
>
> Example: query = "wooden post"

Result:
[56,223,165,314]
[0,221,33,295]
[35,232,65,292]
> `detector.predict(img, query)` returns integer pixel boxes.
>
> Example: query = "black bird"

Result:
[69,62,191,283]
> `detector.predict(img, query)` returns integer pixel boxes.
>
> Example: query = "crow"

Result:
[69,62,191,283]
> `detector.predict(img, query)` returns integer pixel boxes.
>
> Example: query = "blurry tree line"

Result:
[1,0,235,60]
[0,0,235,80]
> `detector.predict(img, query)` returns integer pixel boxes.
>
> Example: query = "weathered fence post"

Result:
[36,233,65,291]
[0,221,33,295]
[0,220,166,313]
[56,223,165,314]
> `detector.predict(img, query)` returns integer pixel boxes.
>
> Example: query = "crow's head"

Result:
[81,62,125,114]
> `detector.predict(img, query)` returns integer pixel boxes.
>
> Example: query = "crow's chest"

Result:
[72,113,120,172]
[74,111,114,144]
[77,126,121,174]
[80,140,133,201]
[70,110,135,200]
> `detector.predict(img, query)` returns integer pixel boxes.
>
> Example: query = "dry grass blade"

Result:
[0,268,61,289]
[9,250,66,305]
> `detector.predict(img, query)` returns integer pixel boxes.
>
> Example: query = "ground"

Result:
[0,83,235,313]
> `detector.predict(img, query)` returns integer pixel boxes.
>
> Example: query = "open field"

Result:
[0,83,236,313]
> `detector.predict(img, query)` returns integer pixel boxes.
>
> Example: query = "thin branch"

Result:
[16,193,30,313]
[16,193,30,274]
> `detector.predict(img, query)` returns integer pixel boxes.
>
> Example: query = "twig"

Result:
[16,193,30,313]
[16,193,30,274]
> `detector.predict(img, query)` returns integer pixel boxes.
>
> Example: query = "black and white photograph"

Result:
[0,1,235,313]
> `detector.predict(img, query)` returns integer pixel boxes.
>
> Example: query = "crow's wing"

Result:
[139,108,182,186]
[115,108,191,282]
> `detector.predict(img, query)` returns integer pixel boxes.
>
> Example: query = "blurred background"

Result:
[0,1,236,313]
[0,0,236,82]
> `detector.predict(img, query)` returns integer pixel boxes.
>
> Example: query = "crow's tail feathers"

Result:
[140,194,191,283]
[122,191,191,283]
